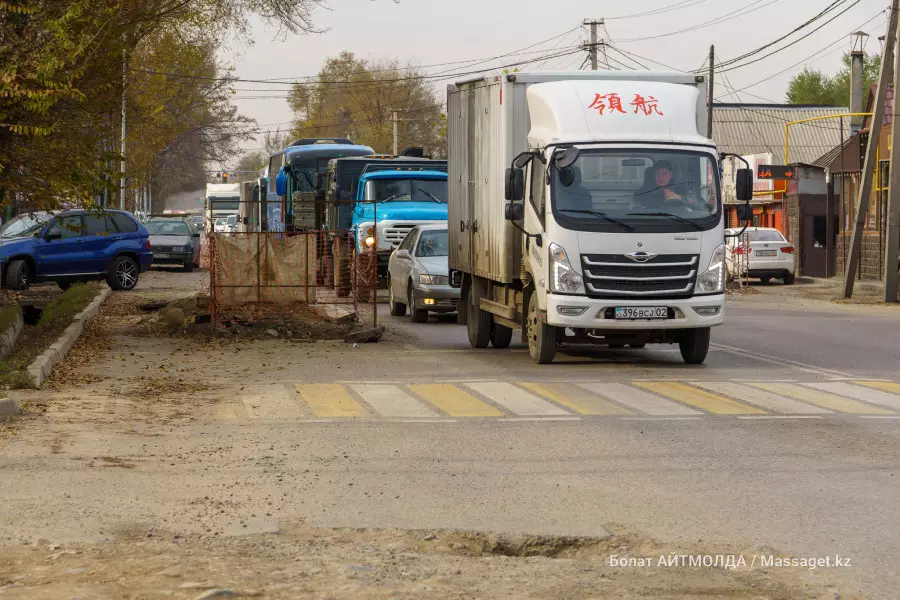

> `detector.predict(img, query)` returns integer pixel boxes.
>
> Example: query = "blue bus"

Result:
[265,138,375,233]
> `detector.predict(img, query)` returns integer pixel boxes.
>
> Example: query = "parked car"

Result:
[0,209,152,291]
[145,216,201,272]
[386,224,459,322]
[725,227,796,285]
[0,212,53,239]
[214,217,228,233]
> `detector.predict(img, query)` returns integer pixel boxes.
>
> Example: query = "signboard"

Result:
[757,165,796,180]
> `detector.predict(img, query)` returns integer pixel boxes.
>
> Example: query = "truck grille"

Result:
[382,224,419,248]
[580,254,699,299]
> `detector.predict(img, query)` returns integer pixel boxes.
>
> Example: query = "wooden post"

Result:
[885,9,900,302]
[844,2,899,297]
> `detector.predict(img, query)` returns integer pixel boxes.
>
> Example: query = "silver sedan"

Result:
[387,225,459,323]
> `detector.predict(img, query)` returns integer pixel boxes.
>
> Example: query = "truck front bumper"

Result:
[545,294,725,330]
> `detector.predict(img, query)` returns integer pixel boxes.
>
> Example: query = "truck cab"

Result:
[349,170,449,281]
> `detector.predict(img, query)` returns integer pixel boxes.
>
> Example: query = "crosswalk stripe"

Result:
[854,381,900,396]
[297,384,365,418]
[800,382,900,412]
[408,384,503,417]
[521,382,634,415]
[578,382,700,416]
[634,382,767,415]
[746,382,894,415]
[466,382,571,416]
[241,386,302,419]
[691,382,832,414]
[352,384,440,418]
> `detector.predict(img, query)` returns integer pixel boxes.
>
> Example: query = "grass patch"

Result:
[0,282,102,389]
[0,305,21,333]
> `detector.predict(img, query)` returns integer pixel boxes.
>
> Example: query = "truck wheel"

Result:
[527,293,556,364]
[783,273,795,285]
[409,287,429,323]
[466,282,492,348]
[388,276,406,317]
[4,259,30,291]
[490,322,513,349]
[679,327,711,365]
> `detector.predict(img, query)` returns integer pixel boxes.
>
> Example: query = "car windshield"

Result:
[216,218,226,225]
[226,215,237,224]
[550,149,720,233]
[1,213,52,238]
[749,229,785,242]
[367,178,447,203]
[416,230,449,257]
[146,220,191,236]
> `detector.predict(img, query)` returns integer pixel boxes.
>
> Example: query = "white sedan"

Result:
[386,224,459,323]
[725,227,796,285]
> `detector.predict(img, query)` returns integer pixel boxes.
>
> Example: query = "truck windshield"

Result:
[210,197,240,211]
[367,179,447,204]
[550,149,720,233]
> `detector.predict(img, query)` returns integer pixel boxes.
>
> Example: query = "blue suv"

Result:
[0,210,153,291]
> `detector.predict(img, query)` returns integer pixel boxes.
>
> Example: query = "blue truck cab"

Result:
[349,170,449,278]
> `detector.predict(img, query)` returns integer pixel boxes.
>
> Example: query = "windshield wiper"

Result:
[627,212,704,231]
[558,209,634,231]
[419,190,445,204]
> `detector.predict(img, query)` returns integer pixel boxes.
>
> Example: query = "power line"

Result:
[616,0,783,43]
[606,45,649,70]
[605,0,708,20]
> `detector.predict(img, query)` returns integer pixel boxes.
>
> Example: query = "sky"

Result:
[220,0,887,164]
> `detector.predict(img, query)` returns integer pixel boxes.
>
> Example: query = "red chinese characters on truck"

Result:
[588,93,664,116]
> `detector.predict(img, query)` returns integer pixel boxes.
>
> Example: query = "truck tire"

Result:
[4,259,30,291]
[466,280,492,349]
[387,276,406,317]
[107,256,139,291]
[490,322,513,349]
[679,327,711,365]
[527,293,556,364]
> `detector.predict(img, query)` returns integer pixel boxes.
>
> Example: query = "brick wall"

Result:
[786,198,801,274]
[835,234,885,280]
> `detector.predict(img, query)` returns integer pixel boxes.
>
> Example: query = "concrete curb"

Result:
[0,397,19,419]
[25,287,112,389]
[0,309,24,361]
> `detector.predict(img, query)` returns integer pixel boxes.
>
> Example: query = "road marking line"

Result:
[465,382,571,416]
[380,419,458,423]
[710,343,853,378]
[520,382,634,416]
[860,416,900,420]
[691,382,832,414]
[408,384,503,417]
[352,384,440,418]
[498,417,582,422]
[241,386,302,419]
[854,381,900,395]
[579,382,701,416]
[738,416,824,420]
[634,382,767,415]
[745,382,894,415]
[800,382,900,411]
[619,417,702,421]
[297,384,365,418]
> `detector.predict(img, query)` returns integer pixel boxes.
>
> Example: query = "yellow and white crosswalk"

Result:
[218,379,900,423]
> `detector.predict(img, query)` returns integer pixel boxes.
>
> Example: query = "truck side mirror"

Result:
[505,202,524,221]
[505,168,525,201]
[735,168,753,202]
[737,203,753,222]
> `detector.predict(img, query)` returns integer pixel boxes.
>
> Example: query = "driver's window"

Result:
[529,159,545,224]
[47,216,82,239]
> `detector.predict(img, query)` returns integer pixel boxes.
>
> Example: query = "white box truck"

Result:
[448,72,752,364]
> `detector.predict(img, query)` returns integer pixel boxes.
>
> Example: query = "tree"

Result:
[787,52,881,106]
[233,152,267,182]
[287,52,445,156]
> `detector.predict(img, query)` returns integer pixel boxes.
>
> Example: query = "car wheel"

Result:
[783,273,795,285]
[490,322,513,349]
[679,327,711,365]
[409,286,428,323]
[183,261,194,273]
[527,293,556,364]
[107,256,139,291]
[388,276,406,317]
[760,277,771,284]
[4,259,30,291]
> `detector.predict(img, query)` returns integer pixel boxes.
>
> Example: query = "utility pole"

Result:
[119,41,128,211]
[584,19,604,71]
[844,2,898,297]
[707,45,715,139]
[391,109,399,156]
[885,11,900,302]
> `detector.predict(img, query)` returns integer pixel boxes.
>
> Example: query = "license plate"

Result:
[615,307,668,320]
[756,250,777,256]
[154,253,170,259]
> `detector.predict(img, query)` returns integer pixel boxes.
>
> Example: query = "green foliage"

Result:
[786,52,881,106]
[38,281,99,326]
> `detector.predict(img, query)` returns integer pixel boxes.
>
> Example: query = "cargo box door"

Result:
[448,87,472,272]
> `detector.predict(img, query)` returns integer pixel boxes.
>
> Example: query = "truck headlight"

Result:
[419,274,449,285]
[549,243,584,294]
[696,244,726,294]
[365,236,376,248]
[357,223,375,248]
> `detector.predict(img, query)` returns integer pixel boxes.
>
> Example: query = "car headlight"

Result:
[696,244,726,294]
[419,274,449,285]
[549,243,585,294]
